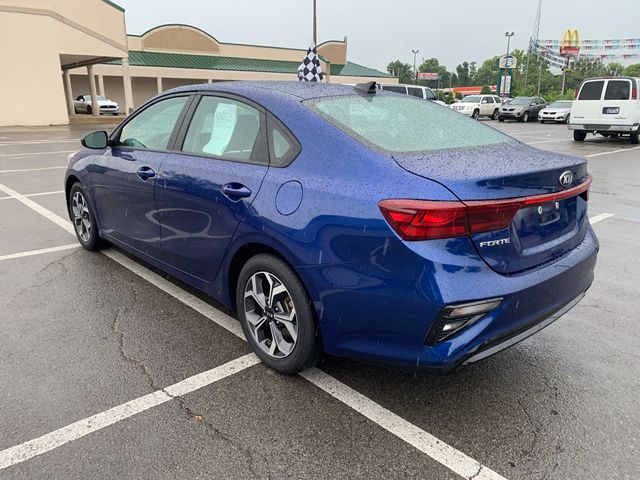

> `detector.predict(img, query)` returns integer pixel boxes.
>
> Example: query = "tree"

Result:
[607,62,625,76]
[417,57,451,89]
[387,60,414,84]
[474,56,500,86]
[624,63,640,77]
[455,61,471,86]
[480,85,492,94]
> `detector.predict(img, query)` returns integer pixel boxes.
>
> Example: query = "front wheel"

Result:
[69,183,101,251]
[573,130,587,142]
[237,254,320,374]
[471,109,480,120]
[522,111,530,123]
[564,114,570,124]
[498,117,505,123]
[491,109,499,120]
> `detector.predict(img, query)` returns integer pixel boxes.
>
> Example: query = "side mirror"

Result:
[81,131,109,149]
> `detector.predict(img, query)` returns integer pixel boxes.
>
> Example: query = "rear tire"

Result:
[236,254,320,374]
[498,117,505,123]
[87,106,92,115]
[573,130,587,142]
[68,182,101,251]
[631,129,640,144]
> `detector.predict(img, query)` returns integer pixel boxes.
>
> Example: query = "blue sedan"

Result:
[65,81,598,374]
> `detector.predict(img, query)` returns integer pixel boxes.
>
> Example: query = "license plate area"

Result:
[603,107,620,114]
[536,202,561,226]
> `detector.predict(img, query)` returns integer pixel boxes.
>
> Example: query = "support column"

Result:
[121,57,134,115]
[207,79,213,83]
[98,75,105,96]
[87,64,99,116]
[156,77,163,94]
[63,69,74,115]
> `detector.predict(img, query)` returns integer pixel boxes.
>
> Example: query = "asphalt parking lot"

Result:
[0,119,639,480]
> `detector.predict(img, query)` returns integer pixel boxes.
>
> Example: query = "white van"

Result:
[569,76,640,143]
[380,84,446,106]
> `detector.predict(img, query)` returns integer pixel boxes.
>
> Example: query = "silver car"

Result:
[538,100,573,124]
[73,95,120,115]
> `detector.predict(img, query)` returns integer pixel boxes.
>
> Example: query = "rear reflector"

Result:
[379,175,592,241]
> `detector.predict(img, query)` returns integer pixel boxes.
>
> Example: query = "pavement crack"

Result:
[468,464,483,480]
[516,394,540,457]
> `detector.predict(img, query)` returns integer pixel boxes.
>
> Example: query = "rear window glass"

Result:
[604,80,631,100]
[306,94,511,153]
[407,87,424,98]
[578,81,604,100]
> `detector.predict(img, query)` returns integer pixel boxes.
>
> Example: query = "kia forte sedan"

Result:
[65,81,598,374]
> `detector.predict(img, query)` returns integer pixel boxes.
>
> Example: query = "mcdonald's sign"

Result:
[560,29,580,56]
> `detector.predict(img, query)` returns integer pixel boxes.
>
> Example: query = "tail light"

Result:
[379,176,592,241]
[632,85,638,100]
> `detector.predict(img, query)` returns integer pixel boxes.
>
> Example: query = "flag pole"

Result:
[313,0,317,46]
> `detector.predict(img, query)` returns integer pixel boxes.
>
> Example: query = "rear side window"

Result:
[407,87,424,98]
[382,85,407,94]
[117,96,188,150]
[267,118,300,166]
[484,97,494,104]
[604,80,631,100]
[578,81,604,100]
[307,94,511,153]
[424,89,437,101]
[182,96,267,163]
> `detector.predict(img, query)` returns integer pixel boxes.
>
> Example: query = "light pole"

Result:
[312,0,317,46]
[411,49,419,84]
[504,32,515,56]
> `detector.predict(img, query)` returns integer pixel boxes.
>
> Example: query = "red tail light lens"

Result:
[379,176,592,241]
[378,200,468,240]
[632,86,638,100]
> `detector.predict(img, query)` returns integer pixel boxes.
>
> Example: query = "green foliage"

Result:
[480,85,492,94]
[387,60,414,84]
[624,63,640,77]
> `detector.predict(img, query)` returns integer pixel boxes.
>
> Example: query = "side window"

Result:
[382,85,408,95]
[604,80,631,100]
[484,97,494,104]
[267,118,300,167]
[117,96,188,150]
[578,81,604,100]
[182,96,267,163]
[407,87,424,98]
[424,89,437,100]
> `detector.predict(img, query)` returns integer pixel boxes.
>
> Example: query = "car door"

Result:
[155,94,269,282]
[601,78,634,127]
[480,96,494,116]
[572,80,605,125]
[90,94,191,258]
[75,95,86,112]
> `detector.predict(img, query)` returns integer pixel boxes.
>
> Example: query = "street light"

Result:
[504,32,515,56]
[411,49,419,84]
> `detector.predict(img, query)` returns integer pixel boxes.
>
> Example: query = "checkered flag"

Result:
[298,42,324,82]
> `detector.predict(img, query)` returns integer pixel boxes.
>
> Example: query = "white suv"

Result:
[380,84,446,106]
[450,95,503,120]
[569,76,640,143]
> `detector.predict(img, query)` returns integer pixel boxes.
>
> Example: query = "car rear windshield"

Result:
[306,94,511,153]
[578,81,604,100]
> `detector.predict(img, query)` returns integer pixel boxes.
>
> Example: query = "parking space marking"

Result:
[0,166,66,174]
[0,150,76,158]
[0,353,260,470]
[590,213,615,224]
[525,138,570,145]
[0,190,64,201]
[0,180,508,479]
[586,146,640,157]
[0,244,79,262]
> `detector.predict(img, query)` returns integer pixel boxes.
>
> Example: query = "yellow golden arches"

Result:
[561,29,580,48]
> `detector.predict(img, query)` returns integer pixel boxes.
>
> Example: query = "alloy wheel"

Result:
[243,271,298,358]
[71,191,92,242]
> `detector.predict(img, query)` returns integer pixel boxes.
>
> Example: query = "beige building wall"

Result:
[0,0,127,126]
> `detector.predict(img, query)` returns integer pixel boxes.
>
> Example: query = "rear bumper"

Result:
[569,123,638,132]
[300,226,598,373]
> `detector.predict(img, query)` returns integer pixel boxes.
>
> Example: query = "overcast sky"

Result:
[117,0,640,72]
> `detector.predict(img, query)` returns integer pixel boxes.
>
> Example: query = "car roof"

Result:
[166,80,382,101]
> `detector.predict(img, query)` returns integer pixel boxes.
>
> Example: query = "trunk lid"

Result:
[392,142,590,274]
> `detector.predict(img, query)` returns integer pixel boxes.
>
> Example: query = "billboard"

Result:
[498,55,517,69]
[417,72,440,80]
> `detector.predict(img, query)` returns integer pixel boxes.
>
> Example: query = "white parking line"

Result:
[586,146,640,157]
[0,353,260,470]
[0,180,508,479]
[0,244,79,262]
[0,150,76,158]
[0,190,64,201]
[589,213,615,224]
[525,138,569,145]
[0,166,66,174]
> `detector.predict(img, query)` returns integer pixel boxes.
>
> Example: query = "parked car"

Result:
[450,94,503,119]
[66,81,597,374]
[538,100,573,123]
[498,96,547,122]
[74,95,120,115]
[569,76,640,144]
[380,83,447,106]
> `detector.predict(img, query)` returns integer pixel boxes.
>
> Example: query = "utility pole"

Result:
[412,49,419,84]
[313,0,317,46]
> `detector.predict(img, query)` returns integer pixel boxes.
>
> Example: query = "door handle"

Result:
[136,166,156,180]
[222,183,252,199]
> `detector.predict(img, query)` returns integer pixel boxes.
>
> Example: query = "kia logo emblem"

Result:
[559,171,573,186]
